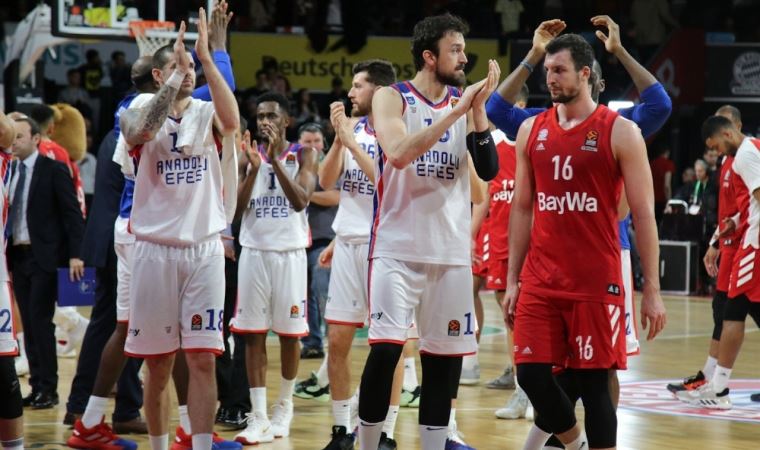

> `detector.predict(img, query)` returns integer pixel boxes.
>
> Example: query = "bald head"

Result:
[715,105,742,131]
[131,56,157,93]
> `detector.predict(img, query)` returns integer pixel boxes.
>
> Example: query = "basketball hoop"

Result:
[129,20,176,56]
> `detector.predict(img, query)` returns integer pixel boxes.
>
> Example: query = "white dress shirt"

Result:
[10,150,38,245]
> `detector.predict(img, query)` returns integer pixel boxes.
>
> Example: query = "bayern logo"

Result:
[618,380,760,424]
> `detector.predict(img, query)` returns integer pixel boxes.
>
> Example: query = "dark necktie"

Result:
[7,162,26,239]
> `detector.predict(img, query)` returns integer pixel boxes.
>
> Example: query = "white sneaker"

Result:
[15,356,29,377]
[495,387,529,419]
[234,413,274,445]
[447,419,466,444]
[270,399,293,437]
[459,364,480,386]
[677,384,732,410]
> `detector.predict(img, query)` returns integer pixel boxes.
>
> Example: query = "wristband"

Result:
[166,70,185,90]
[519,60,534,74]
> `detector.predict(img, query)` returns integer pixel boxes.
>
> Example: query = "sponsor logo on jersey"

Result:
[286,153,297,165]
[538,128,549,141]
[191,314,202,331]
[448,320,461,336]
[521,346,532,355]
[581,130,599,152]
[370,312,384,321]
[607,283,621,296]
[536,142,545,151]
[537,192,599,214]
[450,97,459,107]
[405,95,416,105]
[165,326,172,334]
[290,305,300,318]
[128,328,140,337]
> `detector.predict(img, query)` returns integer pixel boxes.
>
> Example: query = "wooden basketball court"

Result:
[22,293,760,449]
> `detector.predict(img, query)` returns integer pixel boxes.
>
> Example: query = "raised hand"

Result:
[208,0,233,51]
[330,102,355,149]
[195,7,212,64]
[533,19,566,54]
[242,129,261,170]
[453,79,486,116]
[174,21,191,73]
[591,15,622,55]
[472,59,501,109]
[262,123,281,160]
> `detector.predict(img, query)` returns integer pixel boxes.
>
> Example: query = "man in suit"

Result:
[8,117,85,409]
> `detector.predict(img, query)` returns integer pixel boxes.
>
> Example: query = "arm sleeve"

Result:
[617,83,672,138]
[485,92,544,140]
[52,162,85,259]
[467,132,499,181]
[192,51,236,101]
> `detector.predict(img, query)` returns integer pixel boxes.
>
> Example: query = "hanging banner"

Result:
[705,44,760,102]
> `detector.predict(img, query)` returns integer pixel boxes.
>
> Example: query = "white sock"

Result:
[382,405,399,438]
[191,433,212,450]
[251,387,267,418]
[178,405,191,434]
[403,357,418,391]
[712,365,732,392]
[419,424,448,450]
[82,395,108,428]
[16,333,26,358]
[564,430,588,450]
[448,408,457,427]
[358,419,384,449]
[149,434,169,450]
[332,400,351,430]
[316,356,330,388]
[523,425,552,450]
[279,377,296,403]
[703,356,718,380]
[1,437,24,450]
[462,353,478,370]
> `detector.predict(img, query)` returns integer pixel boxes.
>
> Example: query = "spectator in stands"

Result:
[242,70,271,102]
[495,0,524,54]
[674,167,696,200]
[294,88,322,129]
[109,51,131,100]
[321,76,349,118]
[630,0,679,61]
[58,70,90,108]
[650,142,675,223]
[78,49,104,98]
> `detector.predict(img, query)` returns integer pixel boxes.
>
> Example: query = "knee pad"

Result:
[575,369,616,448]
[419,354,457,426]
[712,291,728,340]
[0,357,22,419]
[359,343,403,422]
[517,364,576,434]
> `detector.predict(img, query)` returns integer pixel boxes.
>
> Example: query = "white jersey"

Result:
[369,81,470,265]
[332,116,376,244]
[129,99,226,247]
[0,152,11,282]
[239,143,310,251]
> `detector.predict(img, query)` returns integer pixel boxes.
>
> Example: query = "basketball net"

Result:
[129,20,175,56]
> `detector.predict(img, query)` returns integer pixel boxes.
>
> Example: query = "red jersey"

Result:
[718,156,740,250]
[729,138,760,301]
[650,156,674,203]
[520,105,624,305]
[38,139,86,216]
[488,130,516,260]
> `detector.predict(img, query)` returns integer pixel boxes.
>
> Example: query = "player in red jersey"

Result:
[505,34,666,450]
[677,115,760,410]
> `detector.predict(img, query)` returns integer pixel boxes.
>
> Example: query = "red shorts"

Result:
[513,292,627,370]
[486,257,507,290]
[728,243,760,301]
[717,246,737,293]
[472,229,489,278]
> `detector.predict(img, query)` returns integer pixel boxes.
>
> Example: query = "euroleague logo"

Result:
[290,305,300,318]
[447,320,461,336]
[618,380,760,423]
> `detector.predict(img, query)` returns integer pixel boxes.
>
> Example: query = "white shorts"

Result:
[124,239,225,357]
[368,258,476,356]
[0,282,18,356]
[324,239,370,327]
[115,216,135,323]
[622,249,640,356]
[231,248,308,337]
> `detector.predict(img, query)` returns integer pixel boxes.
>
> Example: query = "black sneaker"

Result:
[378,432,397,450]
[301,347,325,359]
[294,371,331,402]
[220,408,249,430]
[751,392,760,402]
[666,370,706,394]
[215,406,229,424]
[322,425,355,450]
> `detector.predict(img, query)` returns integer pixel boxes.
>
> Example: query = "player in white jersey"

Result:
[356,14,500,450]
[118,11,239,450]
[230,92,318,444]
[0,111,25,450]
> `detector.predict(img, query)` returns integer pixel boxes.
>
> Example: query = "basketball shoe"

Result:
[234,413,274,445]
[67,418,137,450]
[486,367,515,390]
[495,386,530,419]
[378,432,397,449]
[676,383,732,410]
[321,425,355,450]
[399,386,421,408]
[270,399,294,437]
[294,372,331,402]
[170,426,242,450]
[666,370,706,394]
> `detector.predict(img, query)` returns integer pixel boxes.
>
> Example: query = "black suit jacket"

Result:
[9,154,85,273]
[80,131,124,268]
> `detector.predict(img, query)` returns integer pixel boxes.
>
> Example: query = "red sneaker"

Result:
[67,418,138,450]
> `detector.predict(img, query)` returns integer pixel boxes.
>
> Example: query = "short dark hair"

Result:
[701,115,734,142]
[112,50,125,60]
[298,122,324,138]
[715,105,741,124]
[29,104,55,128]
[545,34,595,73]
[86,49,99,61]
[67,69,79,77]
[411,14,469,71]
[256,92,291,116]
[516,84,530,104]
[14,117,41,136]
[352,59,397,87]
[152,44,174,70]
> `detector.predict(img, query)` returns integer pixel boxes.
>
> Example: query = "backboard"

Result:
[51,0,215,41]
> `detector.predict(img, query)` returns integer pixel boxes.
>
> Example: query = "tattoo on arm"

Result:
[123,84,178,145]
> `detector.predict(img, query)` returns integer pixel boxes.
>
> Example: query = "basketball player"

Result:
[487,16,672,426]
[230,91,318,444]
[0,111,24,450]
[505,34,666,450]
[677,115,760,410]
[668,106,760,398]
[357,13,500,450]
[119,10,239,450]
